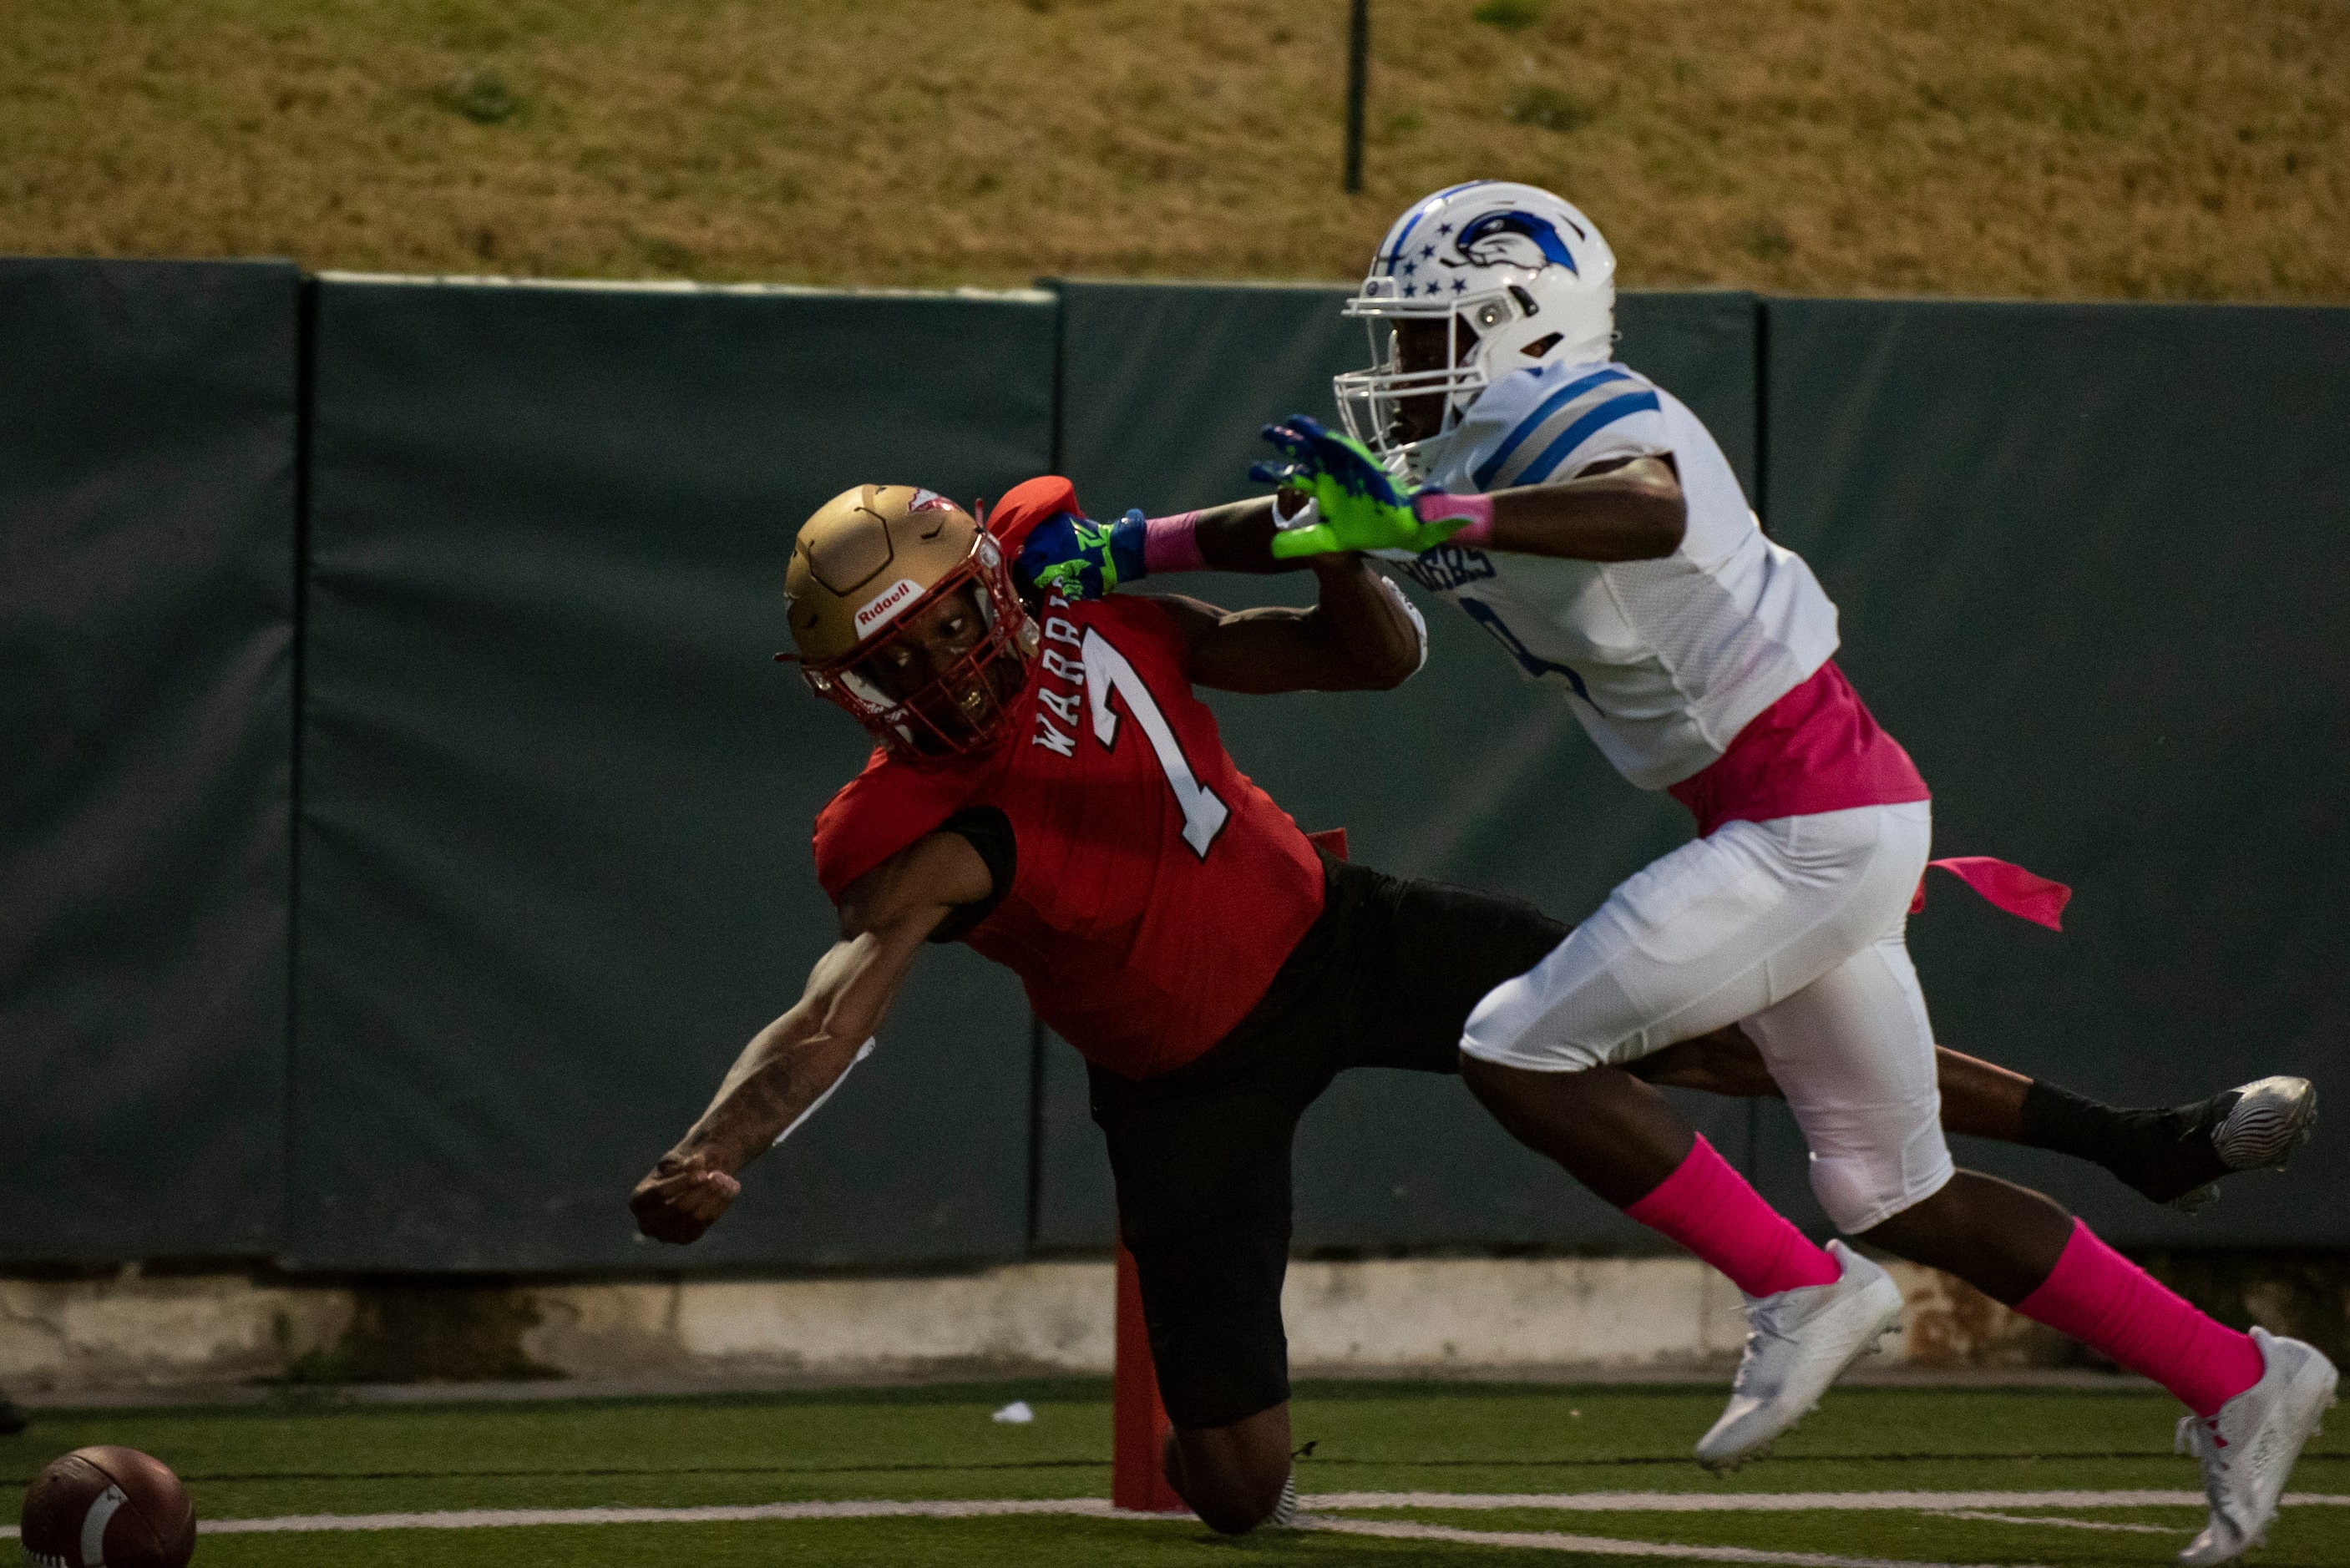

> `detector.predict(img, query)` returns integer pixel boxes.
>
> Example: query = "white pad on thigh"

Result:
[1744,933,1954,1234]
[1461,802,1932,1073]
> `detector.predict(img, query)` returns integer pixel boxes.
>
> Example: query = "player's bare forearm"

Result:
[630,835,987,1244]
[666,1004,872,1176]
[1154,554,1422,695]
[1192,496,1294,574]
[1302,554,1424,688]
[1484,455,1686,562]
[630,950,900,1246]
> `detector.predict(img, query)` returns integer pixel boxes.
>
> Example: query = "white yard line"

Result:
[1305,1515,2033,1568]
[1300,1490,2350,1511]
[1,1489,2342,1542]
[1924,1510,2180,1535]
[199,1499,1125,1534]
[0,1500,1125,1540]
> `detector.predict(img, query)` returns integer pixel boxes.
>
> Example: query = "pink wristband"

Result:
[1142,510,1207,574]
[1414,490,1493,545]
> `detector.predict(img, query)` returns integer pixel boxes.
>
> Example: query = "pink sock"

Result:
[1142,511,1206,574]
[2015,1219,2264,1417]
[1624,1134,1843,1297]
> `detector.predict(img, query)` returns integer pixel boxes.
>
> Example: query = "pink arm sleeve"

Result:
[1142,511,1208,574]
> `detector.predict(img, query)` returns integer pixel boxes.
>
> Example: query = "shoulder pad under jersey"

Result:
[1453,360,1666,493]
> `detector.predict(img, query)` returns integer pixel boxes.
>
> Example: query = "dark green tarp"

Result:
[14,264,2342,1271]
[291,278,1055,1270]
[1759,299,2350,1246]
[0,259,298,1260]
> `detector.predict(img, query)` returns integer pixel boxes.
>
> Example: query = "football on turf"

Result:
[18,1446,196,1568]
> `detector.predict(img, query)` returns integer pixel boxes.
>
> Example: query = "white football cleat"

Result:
[2175,1327,2337,1565]
[1694,1238,1904,1472]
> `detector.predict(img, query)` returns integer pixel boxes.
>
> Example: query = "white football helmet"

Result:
[1334,180,1618,479]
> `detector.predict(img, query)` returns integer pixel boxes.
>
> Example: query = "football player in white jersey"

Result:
[1018,181,2329,1561]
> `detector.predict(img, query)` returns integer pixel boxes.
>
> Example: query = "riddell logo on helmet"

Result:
[854,578,924,635]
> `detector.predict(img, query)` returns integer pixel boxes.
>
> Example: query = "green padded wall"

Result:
[1039,283,1763,1250]
[1758,299,2350,1247]
[292,277,1055,1271]
[0,259,298,1261]
[17,265,2337,1272]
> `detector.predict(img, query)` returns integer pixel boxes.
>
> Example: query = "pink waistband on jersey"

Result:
[1666,660,1931,837]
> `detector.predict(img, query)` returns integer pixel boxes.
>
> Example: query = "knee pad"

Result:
[1806,1120,1954,1234]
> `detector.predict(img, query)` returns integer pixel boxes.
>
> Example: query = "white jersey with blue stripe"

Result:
[1395,357,1841,790]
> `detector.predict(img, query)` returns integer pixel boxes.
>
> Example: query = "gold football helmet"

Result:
[782,484,1038,760]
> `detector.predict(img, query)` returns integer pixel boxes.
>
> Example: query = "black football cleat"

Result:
[0,1394,25,1436]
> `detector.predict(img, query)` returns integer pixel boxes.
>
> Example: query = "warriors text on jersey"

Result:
[1400,357,1843,792]
[812,594,1325,1080]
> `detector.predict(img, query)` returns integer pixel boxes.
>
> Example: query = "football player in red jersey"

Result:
[634,479,1458,1530]
[632,479,2307,1535]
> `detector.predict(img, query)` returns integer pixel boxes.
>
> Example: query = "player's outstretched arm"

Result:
[1013,496,1299,599]
[1248,415,1686,563]
[1447,454,1687,562]
[1188,496,1296,574]
[1149,553,1427,695]
[628,832,993,1244]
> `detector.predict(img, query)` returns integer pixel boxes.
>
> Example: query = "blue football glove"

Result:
[1250,414,1466,559]
[1016,508,1147,599]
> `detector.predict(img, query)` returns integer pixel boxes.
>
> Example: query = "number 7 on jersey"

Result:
[1081,630,1231,857]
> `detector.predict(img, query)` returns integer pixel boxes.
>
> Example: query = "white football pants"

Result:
[1460,802,1952,1234]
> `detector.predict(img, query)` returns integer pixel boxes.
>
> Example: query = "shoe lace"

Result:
[2178,1413,2246,1525]
[1728,1298,1806,1392]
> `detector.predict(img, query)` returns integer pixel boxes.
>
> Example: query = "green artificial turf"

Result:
[4,1381,2345,1565]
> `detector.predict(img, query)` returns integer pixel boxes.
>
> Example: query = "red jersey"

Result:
[812,593,1326,1080]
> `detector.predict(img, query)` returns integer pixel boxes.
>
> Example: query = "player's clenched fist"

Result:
[630,1153,743,1244]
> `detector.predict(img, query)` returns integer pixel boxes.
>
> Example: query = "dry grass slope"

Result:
[2,0,2343,298]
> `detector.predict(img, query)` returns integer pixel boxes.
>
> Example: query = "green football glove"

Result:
[1252,415,1467,559]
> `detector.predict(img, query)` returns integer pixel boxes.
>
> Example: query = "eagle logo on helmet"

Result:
[1452,210,1582,276]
